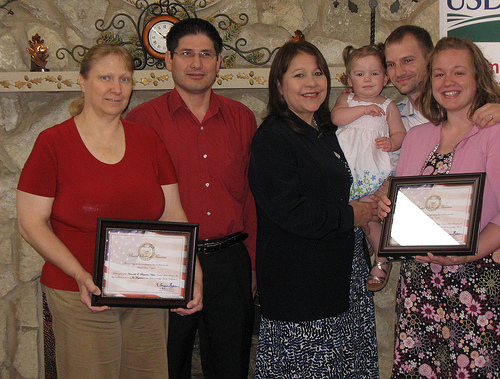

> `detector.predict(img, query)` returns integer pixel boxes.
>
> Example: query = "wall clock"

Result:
[142,15,179,60]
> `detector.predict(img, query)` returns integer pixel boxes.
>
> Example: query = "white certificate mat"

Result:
[92,219,198,308]
[103,230,188,299]
[390,185,472,246]
[379,173,485,258]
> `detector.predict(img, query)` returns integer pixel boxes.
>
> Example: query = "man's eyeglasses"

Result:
[173,51,217,60]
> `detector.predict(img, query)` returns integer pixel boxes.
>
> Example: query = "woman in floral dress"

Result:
[379,37,500,378]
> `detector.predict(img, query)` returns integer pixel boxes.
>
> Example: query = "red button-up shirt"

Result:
[126,88,257,267]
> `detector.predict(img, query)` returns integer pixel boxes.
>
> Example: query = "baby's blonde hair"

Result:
[341,44,385,86]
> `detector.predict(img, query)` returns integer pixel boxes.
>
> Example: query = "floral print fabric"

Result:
[391,251,500,378]
[420,149,454,176]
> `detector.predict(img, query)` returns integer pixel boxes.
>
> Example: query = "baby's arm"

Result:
[375,101,406,152]
[331,93,385,126]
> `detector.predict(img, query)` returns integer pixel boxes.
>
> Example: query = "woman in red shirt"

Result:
[17,44,202,378]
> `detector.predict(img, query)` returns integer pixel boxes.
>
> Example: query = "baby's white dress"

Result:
[336,93,396,200]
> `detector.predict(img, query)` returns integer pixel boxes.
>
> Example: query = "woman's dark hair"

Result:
[166,18,223,57]
[268,40,332,133]
[69,44,134,117]
[418,36,500,124]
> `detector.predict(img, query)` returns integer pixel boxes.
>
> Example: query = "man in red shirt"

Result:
[126,18,257,379]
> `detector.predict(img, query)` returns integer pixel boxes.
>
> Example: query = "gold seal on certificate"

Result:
[379,173,485,259]
[92,219,198,308]
[138,242,155,261]
[425,195,442,212]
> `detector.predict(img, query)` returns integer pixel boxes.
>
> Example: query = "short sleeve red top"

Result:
[18,118,178,291]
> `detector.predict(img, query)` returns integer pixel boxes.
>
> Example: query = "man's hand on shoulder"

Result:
[471,103,500,128]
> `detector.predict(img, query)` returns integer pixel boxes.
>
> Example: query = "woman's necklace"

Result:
[311,117,318,130]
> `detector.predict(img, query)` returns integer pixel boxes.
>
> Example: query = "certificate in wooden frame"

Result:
[379,173,485,259]
[92,218,198,308]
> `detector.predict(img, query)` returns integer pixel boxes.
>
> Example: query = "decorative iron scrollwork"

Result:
[211,13,280,67]
[332,0,419,45]
[0,0,16,15]
[56,0,278,69]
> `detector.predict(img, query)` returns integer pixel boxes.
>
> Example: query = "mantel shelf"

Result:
[0,67,346,93]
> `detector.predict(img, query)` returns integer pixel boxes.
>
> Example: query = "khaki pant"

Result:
[45,287,169,379]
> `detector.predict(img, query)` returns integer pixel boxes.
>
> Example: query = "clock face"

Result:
[148,21,173,54]
[143,15,179,60]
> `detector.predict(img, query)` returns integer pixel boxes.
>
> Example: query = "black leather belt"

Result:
[196,232,248,254]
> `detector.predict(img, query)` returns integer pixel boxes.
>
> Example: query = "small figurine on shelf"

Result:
[27,34,49,72]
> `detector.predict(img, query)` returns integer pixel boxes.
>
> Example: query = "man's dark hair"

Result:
[385,25,434,57]
[166,18,223,58]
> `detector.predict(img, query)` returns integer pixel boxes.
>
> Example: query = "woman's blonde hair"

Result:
[69,44,134,117]
[419,36,500,124]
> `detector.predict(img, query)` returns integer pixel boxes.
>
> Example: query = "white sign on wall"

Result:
[440,0,500,78]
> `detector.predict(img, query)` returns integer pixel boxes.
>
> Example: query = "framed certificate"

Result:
[92,219,198,308]
[379,173,485,259]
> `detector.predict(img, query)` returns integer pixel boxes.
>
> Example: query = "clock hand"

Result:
[152,28,166,38]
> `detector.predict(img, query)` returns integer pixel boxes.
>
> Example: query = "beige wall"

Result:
[0,0,438,377]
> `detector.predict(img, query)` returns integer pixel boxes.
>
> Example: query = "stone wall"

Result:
[0,0,438,377]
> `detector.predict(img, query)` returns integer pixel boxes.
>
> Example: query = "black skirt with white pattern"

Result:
[254,228,379,378]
